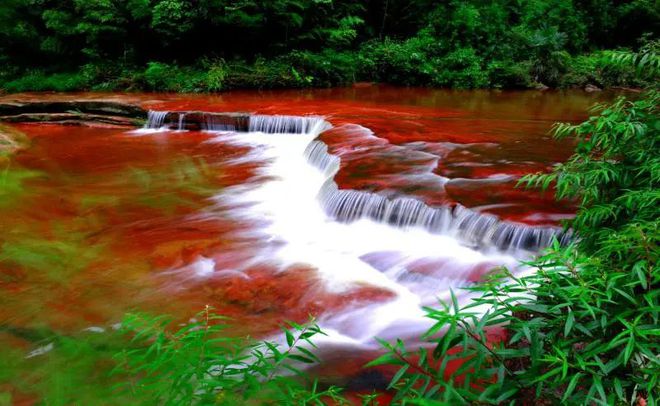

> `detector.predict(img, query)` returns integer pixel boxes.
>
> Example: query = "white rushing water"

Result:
[136,111,568,352]
[191,116,521,349]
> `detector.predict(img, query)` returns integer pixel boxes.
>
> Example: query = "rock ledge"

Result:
[0,100,147,127]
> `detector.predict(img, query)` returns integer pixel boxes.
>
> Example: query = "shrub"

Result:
[359,35,438,86]
[559,53,601,88]
[113,306,350,404]
[488,60,533,88]
[142,62,208,92]
[78,62,142,92]
[205,61,227,92]
[1,71,89,92]
[143,62,175,90]
[371,90,659,404]
[286,49,360,87]
[432,47,490,88]
[223,58,302,89]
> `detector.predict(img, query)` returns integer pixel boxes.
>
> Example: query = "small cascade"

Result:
[145,110,168,129]
[318,185,568,251]
[248,115,328,134]
[141,109,570,252]
[451,205,571,251]
[304,141,340,177]
[145,110,325,133]
[305,138,570,252]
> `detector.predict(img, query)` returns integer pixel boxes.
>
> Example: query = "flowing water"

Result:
[0,86,619,402]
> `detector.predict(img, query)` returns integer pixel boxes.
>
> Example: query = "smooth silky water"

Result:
[0,86,618,399]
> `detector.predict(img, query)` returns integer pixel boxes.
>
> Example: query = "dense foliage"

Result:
[113,307,352,405]
[0,0,657,91]
[365,58,659,404]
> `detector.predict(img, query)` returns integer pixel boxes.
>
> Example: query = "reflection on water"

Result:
[0,86,619,401]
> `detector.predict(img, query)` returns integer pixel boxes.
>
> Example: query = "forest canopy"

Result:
[0,0,658,91]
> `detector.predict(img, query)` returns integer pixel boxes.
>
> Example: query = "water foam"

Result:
[145,110,167,129]
[138,111,567,346]
[199,116,518,345]
[305,138,570,252]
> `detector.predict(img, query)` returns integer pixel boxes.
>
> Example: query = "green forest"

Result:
[0,0,658,92]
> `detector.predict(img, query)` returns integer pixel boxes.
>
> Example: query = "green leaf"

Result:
[562,372,583,402]
[288,354,315,364]
[365,352,401,368]
[564,310,575,337]
[388,365,410,389]
[284,329,294,348]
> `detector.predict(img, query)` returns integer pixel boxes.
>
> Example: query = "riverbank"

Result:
[1,48,654,94]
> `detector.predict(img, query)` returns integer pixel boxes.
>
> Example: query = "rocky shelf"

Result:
[151,111,251,131]
[0,100,147,127]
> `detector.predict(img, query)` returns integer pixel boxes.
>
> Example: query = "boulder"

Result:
[584,84,602,92]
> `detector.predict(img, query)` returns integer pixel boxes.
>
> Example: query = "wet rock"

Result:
[0,100,146,127]
[158,111,250,131]
[0,113,142,127]
[584,84,602,92]
[0,100,145,117]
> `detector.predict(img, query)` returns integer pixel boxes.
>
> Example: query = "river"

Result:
[0,85,619,403]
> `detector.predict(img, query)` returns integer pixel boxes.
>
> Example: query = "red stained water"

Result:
[0,86,620,401]
[4,86,615,226]
[2,123,385,335]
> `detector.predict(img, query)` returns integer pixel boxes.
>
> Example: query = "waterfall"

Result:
[140,109,571,252]
[145,110,168,129]
[248,115,329,135]
[144,110,328,134]
[305,140,570,252]
[318,185,569,252]
[304,141,340,177]
[137,108,573,346]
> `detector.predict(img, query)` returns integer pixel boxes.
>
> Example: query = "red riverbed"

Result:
[0,86,618,403]
[3,86,615,224]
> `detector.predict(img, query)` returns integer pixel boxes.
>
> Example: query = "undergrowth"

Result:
[365,51,659,405]
[113,306,356,405]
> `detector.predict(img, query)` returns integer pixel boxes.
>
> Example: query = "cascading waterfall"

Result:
[142,109,570,252]
[305,139,570,252]
[144,110,328,134]
[145,110,168,129]
[140,108,574,347]
[196,114,523,346]
[303,141,341,177]
[248,114,328,134]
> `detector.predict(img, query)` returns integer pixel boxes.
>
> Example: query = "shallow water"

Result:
[0,86,618,401]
